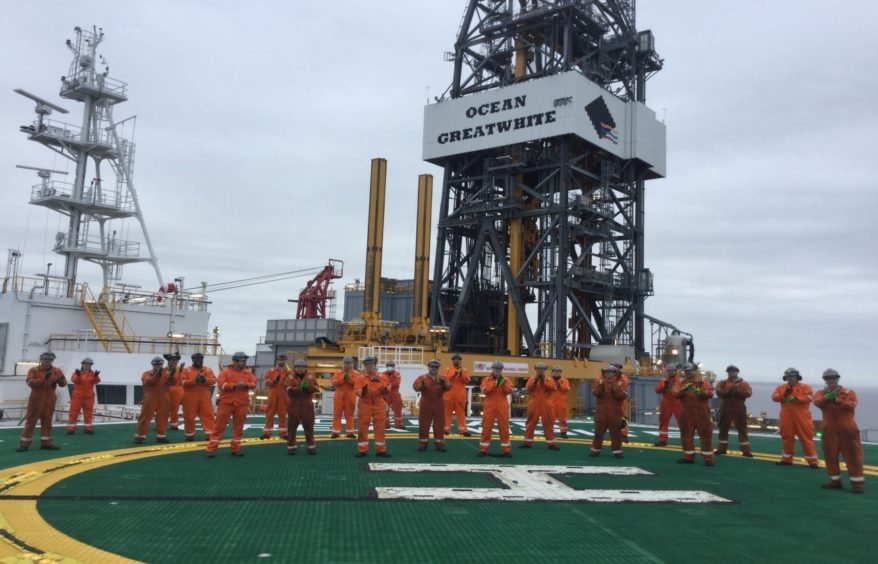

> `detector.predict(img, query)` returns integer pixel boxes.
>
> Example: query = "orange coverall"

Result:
[331,369,360,436]
[20,366,66,449]
[655,375,682,444]
[673,378,714,463]
[284,372,319,453]
[208,367,256,455]
[551,376,571,434]
[444,365,470,435]
[522,375,557,447]
[136,369,173,441]
[179,365,217,439]
[414,373,449,449]
[67,368,100,432]
[771,382,818,465]
[357,373,391,455]
[715,377,753,455]
[479,375,514,455]
[814,387,864,491]
[385,369,404,429]
[262,366,290,438]
[167,364,184,429]
[591,375,628,455]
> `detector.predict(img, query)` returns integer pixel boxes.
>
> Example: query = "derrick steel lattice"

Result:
[429,0,662,359]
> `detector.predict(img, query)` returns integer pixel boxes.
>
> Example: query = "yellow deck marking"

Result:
[0,434,872,562]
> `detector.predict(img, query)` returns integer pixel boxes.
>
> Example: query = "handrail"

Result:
[80,283,134,353]
[45,332,222,356]
[31,181,135,212]
[1,276,210,313]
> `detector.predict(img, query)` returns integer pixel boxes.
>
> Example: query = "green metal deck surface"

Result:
[1,418,874,563]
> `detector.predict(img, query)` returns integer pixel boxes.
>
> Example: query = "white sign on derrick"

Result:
[423,71,666,178]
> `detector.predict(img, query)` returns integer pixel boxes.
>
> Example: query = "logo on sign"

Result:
[585,96,619,144]
[472,361,529,374]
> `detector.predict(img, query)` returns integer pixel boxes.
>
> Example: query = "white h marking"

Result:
[368,463,730,503]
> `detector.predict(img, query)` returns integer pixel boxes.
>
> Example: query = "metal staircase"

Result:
[80,284,135,352]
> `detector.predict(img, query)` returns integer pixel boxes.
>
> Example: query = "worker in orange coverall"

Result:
[550,366,571,439]
[180,352,216,441]
[815,369,864,493]
[714,364,753,457]
[66,357,100,435]
[17,351,67,452]
[673,362,715,466]
[284,359,319,455]
[207,351,256,457]
[330,355,359,438]
[165,352,184,431]
[590,364,628,458]
[135,356,174,444]
[414,359,449,451]
[653,362,681,446]
[772,367,819,468]
[444,353,472,437]
[261,354,290,439]
[384,360,404,429]
[356,356,392,457]
[479,361,514,457]
[521,362,559,450]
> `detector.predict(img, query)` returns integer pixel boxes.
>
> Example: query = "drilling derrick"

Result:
[425,0,664,360]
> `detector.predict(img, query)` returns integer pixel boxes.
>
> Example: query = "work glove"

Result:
[235,381,248,389]
[784,387,793,397]
[300,379,310,390]
[729,386,738,394]
[196,374,205,383]
[824,391,837,402]
[343,373,350,381]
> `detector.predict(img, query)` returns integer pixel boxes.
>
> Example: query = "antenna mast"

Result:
[16,25,163,295]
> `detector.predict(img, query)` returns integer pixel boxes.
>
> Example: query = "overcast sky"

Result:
[2,1,876,386]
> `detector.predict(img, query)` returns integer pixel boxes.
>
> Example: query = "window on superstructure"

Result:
[96,384,126,405]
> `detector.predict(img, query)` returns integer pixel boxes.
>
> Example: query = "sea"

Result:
[747,382,878,430]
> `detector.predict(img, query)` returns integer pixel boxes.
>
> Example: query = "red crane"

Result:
[294,259,343,319]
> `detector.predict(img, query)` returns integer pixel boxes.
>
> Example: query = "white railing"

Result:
[31,181,135,212]
[46,332,221,356]
[61,70,128,99]
[357,345,425,367]
[26,118,117,148]
[2,277,211,313]
[0,276,77,298]
[56,233,140,259]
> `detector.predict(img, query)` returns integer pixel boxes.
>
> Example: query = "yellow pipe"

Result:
[505,39,528,356]
[363,158,387,328]
[412,174,433,327]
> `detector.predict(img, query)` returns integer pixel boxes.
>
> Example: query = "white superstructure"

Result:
[1,26,220,420]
